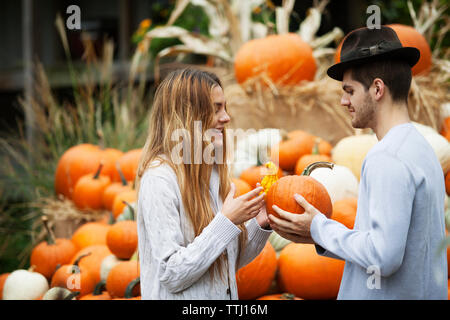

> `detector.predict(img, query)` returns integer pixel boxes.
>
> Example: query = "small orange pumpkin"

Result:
[72,162,111,210]
[71,222,111,251]
[79,280,111,300]
[236,242,278,300]
[70,244,112,284]
[106,220,138,260]
[50,253,96,298]
[106,260,140,298]
[266,162,333,220]
[100,148,124,182]
[271,133,316,172]
[112,190,137,219]
[30,216,77,280]
[232,178,252,197]
[0,273,10,300]
[102,163,133,211]
[295,154,333,176]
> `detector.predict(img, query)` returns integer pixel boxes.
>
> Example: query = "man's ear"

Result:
[371,78,385,101]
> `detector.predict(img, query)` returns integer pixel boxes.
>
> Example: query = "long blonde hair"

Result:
[135,68,247,279]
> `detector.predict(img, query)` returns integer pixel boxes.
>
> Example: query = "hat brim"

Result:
[327,47,420,81]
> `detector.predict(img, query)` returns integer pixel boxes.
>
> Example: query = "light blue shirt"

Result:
[311,122,448,299]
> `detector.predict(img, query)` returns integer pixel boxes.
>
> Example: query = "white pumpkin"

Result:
[100,254,121,282]
[3,269,49,300]
[412,122,450,174]
[232,128,282,178]
[268,232,291,254]
[309,164,359,203]
[332,134,378,181]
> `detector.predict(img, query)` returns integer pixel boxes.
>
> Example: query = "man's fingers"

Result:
[270,205,297,222]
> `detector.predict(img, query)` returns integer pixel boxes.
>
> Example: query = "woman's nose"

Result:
[220,110,231,123]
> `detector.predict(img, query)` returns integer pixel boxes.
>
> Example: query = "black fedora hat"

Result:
[327,25,420,81]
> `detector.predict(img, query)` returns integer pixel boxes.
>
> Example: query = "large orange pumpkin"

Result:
[71,222,111,250]
[278,243,345,300]
[334,24,432,76]
[54,144,104,199]
[331,197,358,229]
[234,33,316,86]
[30,231,77,280]
[266,163,333,220]
[236,242,277,300]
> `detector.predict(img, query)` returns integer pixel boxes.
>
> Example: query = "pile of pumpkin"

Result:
[0,144,144,300]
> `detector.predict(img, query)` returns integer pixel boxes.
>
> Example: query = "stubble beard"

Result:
[352,94,375,129]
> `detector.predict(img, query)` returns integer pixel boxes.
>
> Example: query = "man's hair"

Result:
[349,58,412,103]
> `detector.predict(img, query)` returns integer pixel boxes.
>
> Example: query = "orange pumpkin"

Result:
[240,165,283,189]
[70,244,112,284]
[54,144,104,199]
[271,134,316,172]
[106,220,138,260]
[100,148,124,182]
[234,33,316,86]
[440,117,450,143]
[388,24,432,76]
[331,198,358,229]
[50,253,96,298]
[111,278,141,300]
[278,243,345,300]
[30,217,77,280]
[106,260,140,298]
[232,178,252,197]
[335,24,432,76]
[79,280,111,300]
[257,293,302,300]
[288,131,332,157]
[72,163,111,210]
[0,273,10,300]
[266,162,333,220]
[236,242,277,300]
[112,190,137,219]
[102,164,133,211]
[295,154,333,176]
[71,222,111,250]
[116,149,143,183]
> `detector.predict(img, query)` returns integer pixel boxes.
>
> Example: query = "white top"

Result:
[137,160,272,299]
[311,123,448,299]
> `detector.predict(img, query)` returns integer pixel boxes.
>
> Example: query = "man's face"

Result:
[341,71,376,129]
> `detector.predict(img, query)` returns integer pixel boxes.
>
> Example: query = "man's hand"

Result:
[268,193,321,244]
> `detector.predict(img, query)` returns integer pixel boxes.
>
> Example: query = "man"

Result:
[268,26,448,299]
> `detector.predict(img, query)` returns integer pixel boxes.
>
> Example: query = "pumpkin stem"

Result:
[115,161,128,186]
[41,215,56,245]
[302,161,334,176]
[122,200,135,220]
[279,129,289,141]
[93,280,107,296]
[124,277,140,299]
[311,137,321,155]
[64,291,80,300]
[72,252,92,273]
[281,293,296,300]
[107,211,116,225]
[93,162,104,180]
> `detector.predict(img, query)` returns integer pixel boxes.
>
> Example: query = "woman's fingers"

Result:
[240,186,263,200]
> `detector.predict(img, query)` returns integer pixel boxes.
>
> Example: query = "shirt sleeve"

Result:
[310,153,416,277]
[237,218,273,269]
[138,171,242,293]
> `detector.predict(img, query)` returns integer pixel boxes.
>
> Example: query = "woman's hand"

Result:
[222,184,265,225]
[255,183,270,229]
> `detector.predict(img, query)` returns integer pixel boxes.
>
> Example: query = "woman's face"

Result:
[209,85,230,148]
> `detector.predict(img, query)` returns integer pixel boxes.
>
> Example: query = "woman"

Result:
[136,68,272,299]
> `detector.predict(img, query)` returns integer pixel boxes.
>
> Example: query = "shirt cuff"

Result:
[247,217,273,243]
[212,211,242,244]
